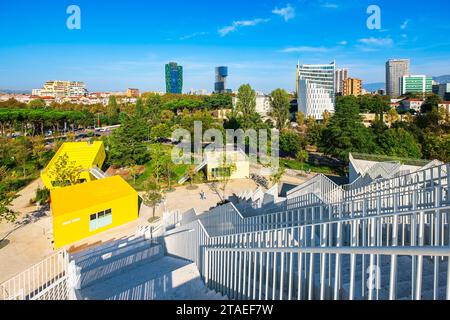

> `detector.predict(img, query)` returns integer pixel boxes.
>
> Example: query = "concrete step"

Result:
[78,256,225,300]
[72,235,150,264]
[78,244,164,289]
[75,238,157,269]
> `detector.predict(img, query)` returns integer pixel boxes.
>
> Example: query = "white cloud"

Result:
[281,46,332,53]
[272,4,296,21]
[358,37,394,46]
[338,40,348,45]
[180,32,209,40]
[400,19,410,30]
[218,18,270,37]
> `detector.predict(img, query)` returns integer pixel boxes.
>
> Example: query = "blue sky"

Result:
[0,0,449,93]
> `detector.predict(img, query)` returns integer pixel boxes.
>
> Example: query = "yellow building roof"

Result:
[43,141,105,173]
[50,176,137,217]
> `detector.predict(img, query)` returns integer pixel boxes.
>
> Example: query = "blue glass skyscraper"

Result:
[214,66,228,93]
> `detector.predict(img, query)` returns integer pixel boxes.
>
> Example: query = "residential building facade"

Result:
[297,62,336,120]
[386,59,410,98]
[33,80,87,98]
[335,68,348,95]
[165,62,183,94]
[343,78,363,96]
[232,94,272,119]
[126,88,140,98]
[399,98,424,113]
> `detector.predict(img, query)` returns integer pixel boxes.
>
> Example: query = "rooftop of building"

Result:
[204,147,248,164]
[43,141,105,174]
[50,176,137,216]
[351,152,430,167]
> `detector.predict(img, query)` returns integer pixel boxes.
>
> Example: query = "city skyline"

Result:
[1,0,450,93]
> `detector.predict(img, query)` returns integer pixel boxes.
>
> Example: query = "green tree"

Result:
[11,137,31,178]
[0,191,18,223]
[377,128,422,159]
[48,153,82,187]
[296,150,309,171]
[296,111,305,126]
[269,89,291,131]
[321,96,378,161]
[28,98,46,109]
[421,94,443,113]
[270,165,286,187]
[142,178,165,219]
[161,153,175,191]
[236,84,256,118]
[216,155,237,201]
[280,131,304,156]
[386,108,400,125]
[108,115,149,166]
[107,96,120,124]
[135,97,145,118]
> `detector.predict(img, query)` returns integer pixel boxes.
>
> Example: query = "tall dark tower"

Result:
[165,62,183,94]
[214,66,228,93]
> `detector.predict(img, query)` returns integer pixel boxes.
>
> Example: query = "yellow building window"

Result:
[89,209,113,232]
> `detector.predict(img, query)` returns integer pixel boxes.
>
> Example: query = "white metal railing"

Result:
[161,164,450,300]
[0,250,69,300]
[203,246,450,300]
[287,174,343,204]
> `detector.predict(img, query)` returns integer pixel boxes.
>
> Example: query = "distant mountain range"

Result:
[0,89,31,94]
[433,75,450,84]
[363,75,450,93]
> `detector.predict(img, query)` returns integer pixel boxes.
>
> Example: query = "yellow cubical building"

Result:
[41,141,106,190]
[50,176,139,249]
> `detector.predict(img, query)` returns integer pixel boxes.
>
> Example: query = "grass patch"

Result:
[281,158,339,175]
[130,145,189,191]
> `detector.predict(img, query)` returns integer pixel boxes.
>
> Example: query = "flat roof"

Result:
[43,141,104,173]
[51,176,137,216]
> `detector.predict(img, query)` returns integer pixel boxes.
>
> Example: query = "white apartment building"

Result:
[33,80,87,98]
[297,62,336,120]
[232,94,272,119]
[335,68,348,94]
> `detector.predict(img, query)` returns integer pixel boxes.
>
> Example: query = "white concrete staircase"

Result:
[72,237,226,300]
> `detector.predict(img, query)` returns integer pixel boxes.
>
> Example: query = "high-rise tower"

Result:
[386,59,410,98]
[297,62,336,120]
[214,67,228,93]
[165,62,183,94]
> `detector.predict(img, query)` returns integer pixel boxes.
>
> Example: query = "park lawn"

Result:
[280,158,339,175]
[132,162,189,191]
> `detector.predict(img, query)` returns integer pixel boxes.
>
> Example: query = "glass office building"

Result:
[297,62,336,120]
[215,66,228,93]
[386,59,410,98]
[165,62,183,94]
[401,75,433,95]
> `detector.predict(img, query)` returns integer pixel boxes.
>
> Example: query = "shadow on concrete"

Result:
[0,239,10,250]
